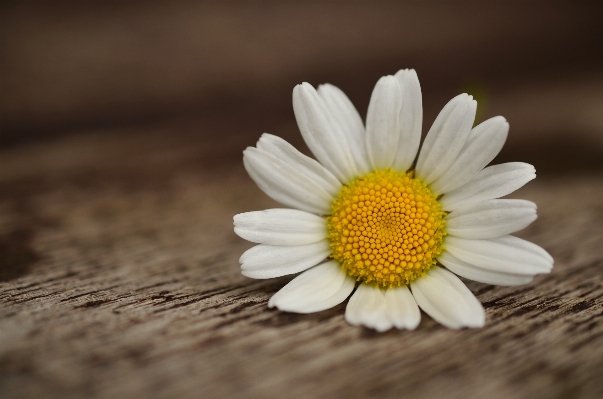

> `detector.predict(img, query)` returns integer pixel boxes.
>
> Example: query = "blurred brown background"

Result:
[2,2,603,399]
[2,1,603,172]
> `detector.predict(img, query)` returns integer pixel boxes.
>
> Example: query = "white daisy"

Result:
[234,69,553,331]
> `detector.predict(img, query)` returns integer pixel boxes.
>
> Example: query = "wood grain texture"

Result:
[1,130,602,399]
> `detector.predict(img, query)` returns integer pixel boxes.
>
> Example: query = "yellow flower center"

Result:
[327,168,446,288]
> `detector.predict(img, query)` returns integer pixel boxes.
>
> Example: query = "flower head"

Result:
[234,69,553,331]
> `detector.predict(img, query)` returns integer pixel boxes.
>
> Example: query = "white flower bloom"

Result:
[234,69,553,331]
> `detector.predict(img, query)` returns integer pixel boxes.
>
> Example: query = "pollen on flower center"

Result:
[327,168,446,288]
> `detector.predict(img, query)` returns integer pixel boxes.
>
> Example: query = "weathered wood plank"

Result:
[1,131,602,399]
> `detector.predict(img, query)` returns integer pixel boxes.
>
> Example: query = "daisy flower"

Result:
[234,69,553,331]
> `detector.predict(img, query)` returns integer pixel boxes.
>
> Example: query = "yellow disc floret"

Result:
[327,168,446,288]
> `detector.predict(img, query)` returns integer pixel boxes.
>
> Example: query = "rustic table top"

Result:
[1,128,602,399]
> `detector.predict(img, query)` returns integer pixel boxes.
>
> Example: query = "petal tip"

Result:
[242,146,257,157]
[267,297,276,308]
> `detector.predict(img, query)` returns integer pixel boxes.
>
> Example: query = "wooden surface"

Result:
[1,129,603,399]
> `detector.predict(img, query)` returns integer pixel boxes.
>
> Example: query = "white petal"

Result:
[243,147,333,215]
[365,76,402,170]
[415,94,477,184]
[430,116,509,194]
[345,284,393,332]
[445,235,553,276]
[293,83,357,182]
[384,285,421,330]
[240,240,331,279]
[446,199,537,239]
[256,133,342,198]
[410,266,485,329]
[392,69,423,172]
[318,84,371,175]
[438,251,534,286]
[268,260,355,313]
[440,162,536,211]
[234,209,327,246]
[345,284,421,332]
